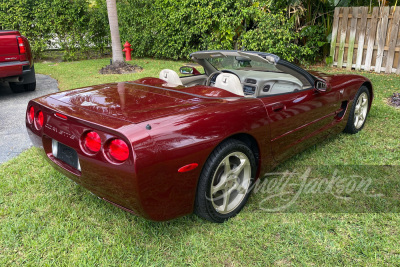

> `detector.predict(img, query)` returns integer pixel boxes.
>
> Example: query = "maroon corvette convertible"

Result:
[26,50,373,222]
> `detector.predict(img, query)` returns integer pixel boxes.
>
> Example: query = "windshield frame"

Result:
[190,50,316,88]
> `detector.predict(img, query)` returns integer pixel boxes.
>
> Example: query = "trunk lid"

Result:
[47,82,224,124]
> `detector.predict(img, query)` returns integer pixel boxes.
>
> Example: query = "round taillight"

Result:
[35,111,44,129]
[108,139,129,162]
[84,131,101,153]
[27,106,34,124]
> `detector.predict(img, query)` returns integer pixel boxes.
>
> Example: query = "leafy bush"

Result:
[0,0,109,60]
[0,0,326,63]
[0,0,48,58]
[117,0,325,63]
[242,11,325,64]
[116,0,248,59]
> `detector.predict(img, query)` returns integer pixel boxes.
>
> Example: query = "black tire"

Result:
[9,81,36,93]
[9,82,24,93]
[344,86,370,134]
[24,81,36,92]
[194,139,256,223]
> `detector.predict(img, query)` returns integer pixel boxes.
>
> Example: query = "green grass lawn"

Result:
[0,58,399,265]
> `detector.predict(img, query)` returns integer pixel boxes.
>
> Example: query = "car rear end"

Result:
[25,81,243,221]
[0,30,36,92]
[25,97,148,218]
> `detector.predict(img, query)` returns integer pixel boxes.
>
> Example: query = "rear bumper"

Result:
[0,60,30,79]
[20,64,36,84]
[0,63,36,85]
[27,126,147,217]
[25,98,150,218]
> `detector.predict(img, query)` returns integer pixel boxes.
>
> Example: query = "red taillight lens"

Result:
[108,139,129,162]
[17,37,26,54]
[84,131,101,153]
[35,111,44,129]
[27,106,34,124]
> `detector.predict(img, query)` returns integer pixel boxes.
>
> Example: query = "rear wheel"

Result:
[194,139,256,223]
[344,86,370,134]
[9,82,24,93]
[24,81,36,92]
[9,81,36,93]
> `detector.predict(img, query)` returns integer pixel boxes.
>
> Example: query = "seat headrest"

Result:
[214,73,244,96]
[159,69,183,86]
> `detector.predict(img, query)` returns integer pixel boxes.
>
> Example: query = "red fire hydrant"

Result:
[122,41,132,61]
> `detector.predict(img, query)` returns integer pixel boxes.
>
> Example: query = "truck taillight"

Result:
[17,37,26,54]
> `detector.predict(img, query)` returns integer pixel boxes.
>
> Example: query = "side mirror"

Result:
[180,66,194,75]
[180,66,201,75]
[315,80,330,92]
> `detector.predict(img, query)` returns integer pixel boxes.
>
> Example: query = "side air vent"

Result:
[245,78,257,84]
[263,84,271,92]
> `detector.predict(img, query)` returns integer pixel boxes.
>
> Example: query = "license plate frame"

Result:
[52,140,80,171]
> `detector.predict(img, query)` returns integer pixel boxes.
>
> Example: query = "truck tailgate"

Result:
[0,34,19,62]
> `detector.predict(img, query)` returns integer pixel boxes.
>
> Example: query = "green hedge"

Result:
[116,0,324,63]
[0,0,325,64]
[242,10,326,64]
[116,0,248,59]
[0,0,109,60]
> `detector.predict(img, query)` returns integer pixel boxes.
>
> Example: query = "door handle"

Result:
[272,103,285,112]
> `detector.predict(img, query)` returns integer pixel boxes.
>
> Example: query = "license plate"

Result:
[52,140,81,171]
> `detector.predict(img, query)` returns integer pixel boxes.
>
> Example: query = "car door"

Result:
[260,85,342,163]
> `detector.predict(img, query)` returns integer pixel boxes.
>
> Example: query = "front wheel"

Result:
[194,139,256,223]
[344,86,370,134]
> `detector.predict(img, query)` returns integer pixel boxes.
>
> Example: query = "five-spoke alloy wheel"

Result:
[210,151,252,214]
[353,91,369,129]
[194,139,256,223]
[344,86,370,134]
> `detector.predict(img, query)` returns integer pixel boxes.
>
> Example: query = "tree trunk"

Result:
[106,0,124,63]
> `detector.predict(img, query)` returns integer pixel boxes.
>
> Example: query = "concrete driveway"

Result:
[0,74,59,164]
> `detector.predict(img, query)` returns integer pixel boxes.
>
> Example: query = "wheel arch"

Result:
[217,133,261,179]
[196,132,262,188]
[361,81,373,110]
[228,133,260,163]
[193,133,261,222]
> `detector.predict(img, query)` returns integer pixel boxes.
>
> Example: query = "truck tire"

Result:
[24,81,36,92]
[9,81,36,93]
[9,82,24,93]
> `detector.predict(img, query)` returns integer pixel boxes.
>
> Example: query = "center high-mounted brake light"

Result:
[17,37,26,54]
[83,131,101,153]
[55,113,67,120]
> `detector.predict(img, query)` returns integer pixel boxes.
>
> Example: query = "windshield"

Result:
[205,55,282,73]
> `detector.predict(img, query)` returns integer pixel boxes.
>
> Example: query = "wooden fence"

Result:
[330,6,400,74]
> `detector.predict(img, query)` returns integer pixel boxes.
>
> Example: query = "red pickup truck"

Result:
[0,30,36,93]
